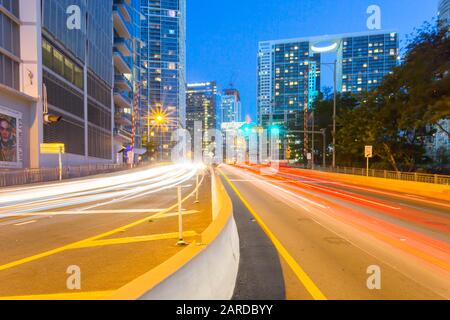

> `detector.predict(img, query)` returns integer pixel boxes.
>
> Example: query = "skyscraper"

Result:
[257,39,320,129]
[140,0,186,160]
[220,89,242,124]
[113,0,142,163]
[186,82,218,150]
[257,31,399,159]
[438,0,450,29]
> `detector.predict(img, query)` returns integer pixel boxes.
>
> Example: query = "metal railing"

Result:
[287,165,450,185]
[0,164,132,188]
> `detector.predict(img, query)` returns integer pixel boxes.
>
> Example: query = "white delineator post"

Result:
[58,146,63,181]
[177,185,187,246]
[195,174,199,203]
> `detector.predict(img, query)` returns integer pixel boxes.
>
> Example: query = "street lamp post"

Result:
[287,129,327,169]
[319,61,338,168]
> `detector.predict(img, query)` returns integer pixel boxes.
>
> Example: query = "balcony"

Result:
[113,5,131,39]
[115,111,132,126]
[114,74,132,92]
[114,127,132,143]
[113,48,132,74]
[114,91,132,109]
[114,37,133,57]
[114,0,132,22]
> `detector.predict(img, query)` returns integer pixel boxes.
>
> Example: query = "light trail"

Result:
[0,163,200,217]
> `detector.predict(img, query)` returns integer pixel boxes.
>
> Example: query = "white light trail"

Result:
[0,164,199,217]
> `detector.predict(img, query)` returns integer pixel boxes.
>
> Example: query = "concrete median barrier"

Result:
[108,169,240,300]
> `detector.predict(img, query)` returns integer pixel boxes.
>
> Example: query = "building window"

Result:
[0,52,19,90]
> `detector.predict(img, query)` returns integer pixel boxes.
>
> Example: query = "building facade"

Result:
[438,0,450,29]
[186,82,218,150]
[339,32,399,94]
[113,0,142,163]
[0,0,39,169]
[1,0,117,169]
[140,0,186,160]
[41,0,114,167]
[220,88,241,124]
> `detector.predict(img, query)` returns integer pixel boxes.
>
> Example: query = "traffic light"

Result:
[269,125,280,134]
[44,114,62,125]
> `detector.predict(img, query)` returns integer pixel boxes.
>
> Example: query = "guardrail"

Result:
[287,165,450,185]
[109,168,240,300]
[0,164,131,188]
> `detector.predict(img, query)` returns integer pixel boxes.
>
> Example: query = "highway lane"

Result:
[219,164,450,300]
[0,163,212,298]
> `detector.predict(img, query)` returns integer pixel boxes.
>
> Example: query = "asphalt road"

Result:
[0,164,211,299]
[219,164,450,300]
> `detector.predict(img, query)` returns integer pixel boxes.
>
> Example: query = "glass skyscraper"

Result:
[340,32,398,93]
[140,0,186,160]
[257,31,399,159]
[438,0,450,29]
[257,39,320,130]
[113,0,143,163]
[220,89,242,124]
[186,82,218,150]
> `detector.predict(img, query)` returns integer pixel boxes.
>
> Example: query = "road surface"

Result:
[0,163,211,299]
[219,164,450,300]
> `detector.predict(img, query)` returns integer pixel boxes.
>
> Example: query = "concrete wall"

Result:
[141,217,239,300]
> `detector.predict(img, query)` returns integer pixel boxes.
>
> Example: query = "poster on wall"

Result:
[0,106,23,169]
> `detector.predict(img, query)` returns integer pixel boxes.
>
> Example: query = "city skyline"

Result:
[187,0,440,121]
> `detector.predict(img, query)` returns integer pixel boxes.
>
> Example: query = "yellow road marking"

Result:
[0,174,205,272]
[0,291,113,300]
[219,167,327,301]
[71,231,198,249]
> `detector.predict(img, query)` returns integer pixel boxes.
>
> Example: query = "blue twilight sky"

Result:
[186,0,440,121]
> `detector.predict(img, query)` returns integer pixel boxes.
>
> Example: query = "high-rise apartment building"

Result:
[0,0,116,169]
[257,31,398,128]
[113,0,142,163]
[340,32,399,94]
[140,0,186,160]
[438,0,450,29]
[220,89,242,124]
[186,82,218,149]
[257,31,399,159]
[257,39,320,129]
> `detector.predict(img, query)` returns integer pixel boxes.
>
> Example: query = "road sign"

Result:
[307,153,312,160]
[365,146,373,158]
[40,143,65,154]
[41,143,65,181]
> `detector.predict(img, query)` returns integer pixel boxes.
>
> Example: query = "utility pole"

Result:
[333,60,337,168]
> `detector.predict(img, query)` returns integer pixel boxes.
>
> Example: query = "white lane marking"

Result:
[0,209,169,219]
[228,166,329,210]
[14,220,37,226]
